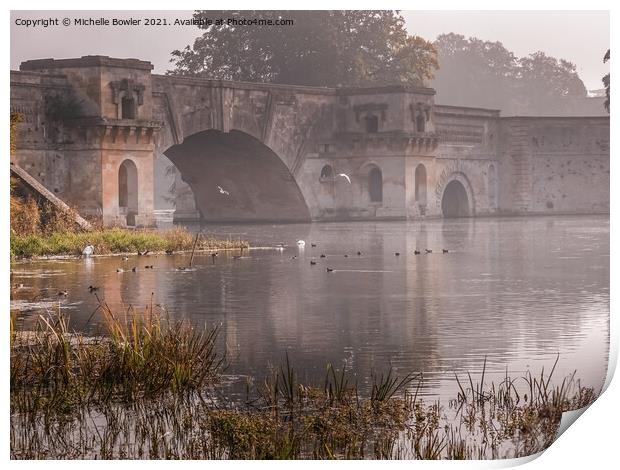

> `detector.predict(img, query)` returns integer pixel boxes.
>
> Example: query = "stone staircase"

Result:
[10,162,92,230]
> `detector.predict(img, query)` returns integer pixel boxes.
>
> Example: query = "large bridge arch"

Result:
[162,129,311,222]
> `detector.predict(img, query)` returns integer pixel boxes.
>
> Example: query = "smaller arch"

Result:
[365,114,379,133]
[441,180,470,217]
[415,164,427,205]
[368,166,383,203]
[320,164,334,181]
[118,159,138,225]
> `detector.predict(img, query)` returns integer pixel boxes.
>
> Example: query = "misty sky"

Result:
[10,10,610,90]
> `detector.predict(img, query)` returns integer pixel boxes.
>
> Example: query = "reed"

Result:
[10,309,599,460]
[10,226,249,258]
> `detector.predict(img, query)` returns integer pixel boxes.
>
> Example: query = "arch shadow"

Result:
[163,130,311,223]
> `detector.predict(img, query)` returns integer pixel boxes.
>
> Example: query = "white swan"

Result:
[82,245,94,257]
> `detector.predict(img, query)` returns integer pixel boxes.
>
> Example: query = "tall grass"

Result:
[10,227,249,258]
[11,302,224,414]
[10,311,598,460]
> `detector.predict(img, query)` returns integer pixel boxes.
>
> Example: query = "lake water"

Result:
[11,216,609,401]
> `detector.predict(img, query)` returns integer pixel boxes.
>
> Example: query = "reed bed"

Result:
[10,308,597,460]
[10,227,249,259]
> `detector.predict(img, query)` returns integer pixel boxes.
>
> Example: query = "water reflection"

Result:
[11,216,609,400]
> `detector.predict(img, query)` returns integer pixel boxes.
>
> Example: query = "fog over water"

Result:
[11,216,609,400]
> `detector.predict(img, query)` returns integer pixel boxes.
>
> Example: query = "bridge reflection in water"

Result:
[11,216,609,400]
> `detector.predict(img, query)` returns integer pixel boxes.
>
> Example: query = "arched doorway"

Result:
[441,180,470,217]
[415,164,427,205]
[118,159,138,225]
[368,166,383,203]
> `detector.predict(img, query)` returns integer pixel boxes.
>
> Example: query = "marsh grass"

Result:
[10,227,249,258]
[11,302,224,417]
[10,311,598,460]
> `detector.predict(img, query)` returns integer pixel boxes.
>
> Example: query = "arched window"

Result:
[320,164,334,181]
[415,164,427,204]
[122,96,136,119]
[416,113,426,133]
[368,167,383,203]
[365,114,379,133]
[119,159,138,225]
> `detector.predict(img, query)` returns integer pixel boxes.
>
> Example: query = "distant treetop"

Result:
[169,10,438,88]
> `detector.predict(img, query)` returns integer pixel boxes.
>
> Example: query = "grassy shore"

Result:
[10,227,249,259]
[10,304,596,460]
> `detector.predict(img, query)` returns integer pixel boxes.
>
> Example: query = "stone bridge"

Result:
[10,56,610,226]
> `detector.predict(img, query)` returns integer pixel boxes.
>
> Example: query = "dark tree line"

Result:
[170,12,602,115]
[431,33,594,115]
[170,11,437,87]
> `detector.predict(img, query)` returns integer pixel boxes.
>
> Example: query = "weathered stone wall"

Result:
[14,57,159,226]
[497,117,609,214]
[10,56,610,226]
[10,70,104,218]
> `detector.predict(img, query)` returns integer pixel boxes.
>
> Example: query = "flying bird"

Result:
[336,173,351,184]
[218,186,230,196]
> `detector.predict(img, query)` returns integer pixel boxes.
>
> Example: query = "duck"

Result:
[414,250,421,255]
[344,254,349,258]
[326,267,334,272]
[425,249,433,254]
[131,267,137,272]
[116,268,124,273]
[310,260,317,266]
[88,285,99,293]
[311,243,317,248]
[357,251,362,256]
[320,254,326,258]
[442,249,449,254]
[57,290,68,297]
[291,256,297,260]
[122,256,129,261]
[165,249,174,255]
[297,240,306,247]
[144,265,154,269]
[137,250,150,256]
[395,252,400,256]
[177,266,187,271]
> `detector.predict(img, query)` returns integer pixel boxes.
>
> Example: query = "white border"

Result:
[3,1,616,468]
